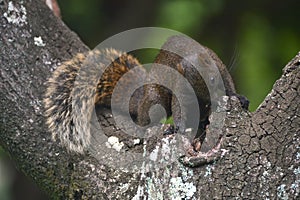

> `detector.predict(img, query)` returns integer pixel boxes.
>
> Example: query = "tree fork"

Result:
[0,0,299,199]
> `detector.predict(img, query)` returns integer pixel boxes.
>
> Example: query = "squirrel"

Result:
[136,36,249,150]
[44,36,249,154]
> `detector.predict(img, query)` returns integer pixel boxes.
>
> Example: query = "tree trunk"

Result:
[0,0,299,199]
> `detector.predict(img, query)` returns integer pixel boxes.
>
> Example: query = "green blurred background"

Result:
[58,0,299,111]
[1,0,299,199]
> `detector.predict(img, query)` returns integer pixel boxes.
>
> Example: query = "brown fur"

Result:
[44,49,143,153]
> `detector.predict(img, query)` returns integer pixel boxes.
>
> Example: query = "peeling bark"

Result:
[0,0,299,199]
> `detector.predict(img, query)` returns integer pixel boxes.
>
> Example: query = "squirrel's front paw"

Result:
[179,137,227,167]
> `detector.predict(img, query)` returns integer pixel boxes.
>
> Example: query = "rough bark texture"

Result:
[0,0,299,199]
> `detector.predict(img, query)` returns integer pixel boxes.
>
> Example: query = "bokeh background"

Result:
[1,0,299,199]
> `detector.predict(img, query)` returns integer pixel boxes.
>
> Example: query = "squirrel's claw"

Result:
[179,137,226,167]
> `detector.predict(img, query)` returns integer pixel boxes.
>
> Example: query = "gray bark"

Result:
[0,0,299,199]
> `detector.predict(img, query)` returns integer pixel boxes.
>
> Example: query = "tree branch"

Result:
[0,0,299,199]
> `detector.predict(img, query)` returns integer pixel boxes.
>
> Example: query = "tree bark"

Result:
[0,0,299,199]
